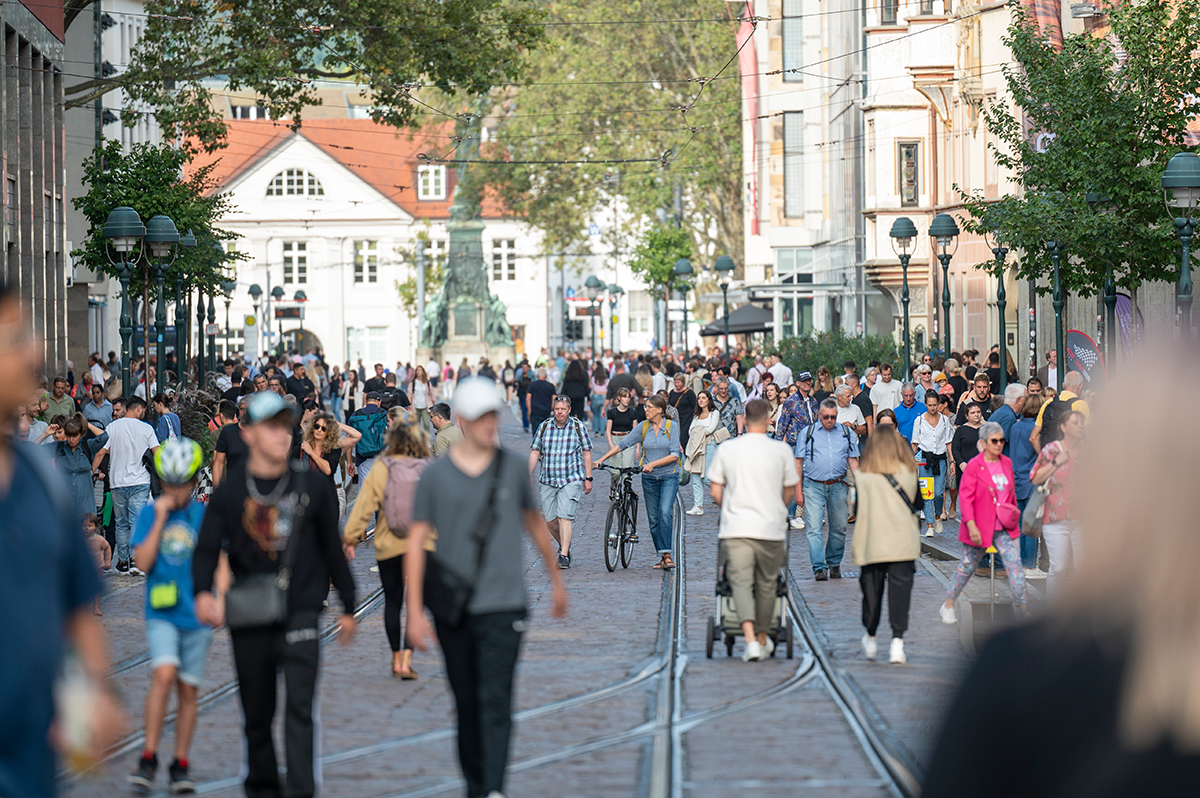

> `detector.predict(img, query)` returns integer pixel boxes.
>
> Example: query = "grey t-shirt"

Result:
[412,448,535,615]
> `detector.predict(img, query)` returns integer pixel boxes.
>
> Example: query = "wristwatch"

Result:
[584,477,592,482]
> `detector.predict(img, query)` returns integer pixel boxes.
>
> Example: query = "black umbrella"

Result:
[699,304,773,336]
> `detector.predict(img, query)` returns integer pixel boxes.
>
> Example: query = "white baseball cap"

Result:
[452,377,507,421]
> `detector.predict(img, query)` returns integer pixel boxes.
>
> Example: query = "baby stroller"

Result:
[705,531,794,659]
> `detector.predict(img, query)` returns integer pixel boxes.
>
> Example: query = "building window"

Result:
[881,0,898,24]
[491,239,516,281]
[354,240,378,284]
[282,241,307,284]
[783,112,804,218]
[919,0,934,13]
[266,169,324,197]
[417,165,447,200]
[346,326,389,364]
[782,0,803,83]
[898,142,920,207]
[628,289,652,333]
[232,105,268,120]
[776,249,814,338]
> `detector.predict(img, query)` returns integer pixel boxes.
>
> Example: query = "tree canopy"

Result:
[960,0,1200,294]
[65,0,548,151]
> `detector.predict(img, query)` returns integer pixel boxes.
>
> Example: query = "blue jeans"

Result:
[701,441,716,491]
[918,462,945,530]
[112,484,151,565]
[330,395,343,423]
[590,395,606,434]
[1017,496,1038,568]
[802,477,849,573]
[641,473,679,555]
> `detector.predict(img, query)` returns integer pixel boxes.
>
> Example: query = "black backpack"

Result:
[1039,396,1080,445]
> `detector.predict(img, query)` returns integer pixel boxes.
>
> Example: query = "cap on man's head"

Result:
[246,392,296,425]
[797,371,813,382]
[452,377,507,421]
[365,391,382,402]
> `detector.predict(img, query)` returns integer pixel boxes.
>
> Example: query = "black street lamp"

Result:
[271,285,285,355]
[144,215,181,388]
[888,217,917,377]
[1161,152,1200,335]
[1084,191,1117,365]
[196,285,206,388]
[294,290,308,351]
[674,258,694,354]
[928,213,959,356]
[585,275,604,357]
[248,283,263,363]
[982,211,1009,397]
[1046,240,1066,388]
[102,206,145,397]
[607,284,623,353]
[221,278,238,361]
[714,255,736,361]
[175,229,196,388]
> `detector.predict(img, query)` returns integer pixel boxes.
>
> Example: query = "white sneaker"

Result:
[129,566,145,577]
[889,638,906,664]
[789,517,806,530]
[862,634,878,661]
[761,636,775,659]
[934,518,943,534]
[939,604,957,625]
[742,640,763,662]
[924,528,936,538]
[1024,568,1047,580]
[686,506,704,516]
[918,510,926,521]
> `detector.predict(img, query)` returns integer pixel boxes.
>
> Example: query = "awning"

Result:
[699,303,774,336]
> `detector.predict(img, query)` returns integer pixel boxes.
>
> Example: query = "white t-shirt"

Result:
[768,362,793,388]
[90,363,104,386]
[105,417,160,488]
[133,380,156,400]
[747,364,766,387]
[870,379,903,412]
[836,403,866,429]
[411,380,432,409]
[911,412,954,455]
[652,371,668,394]
[707,432,800,542]
[427,359,440,379]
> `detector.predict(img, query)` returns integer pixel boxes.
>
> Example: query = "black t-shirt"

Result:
[215,422,249,474]
[606,405,638,434]
[286,376,317,403]
[222,385,242,405]
[364,376,386,394]
[851,391,874,444]
[193,461,355,614]
[955,395,994,426]
[377,386,410,410]
[528,379,556,416]
[947,375,969,406]
[607,373,640,400]
[813,390,832,405]
[951,424,980,466]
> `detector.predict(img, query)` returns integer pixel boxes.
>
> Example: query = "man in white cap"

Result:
[406,378,567,798]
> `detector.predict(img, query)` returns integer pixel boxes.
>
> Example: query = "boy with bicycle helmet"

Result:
[128,437,214,794]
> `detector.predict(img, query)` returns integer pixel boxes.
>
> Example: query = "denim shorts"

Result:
[146,618,214,686]
[540,480,584,521]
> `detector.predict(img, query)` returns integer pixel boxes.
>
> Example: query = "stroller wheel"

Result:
[706,617,715,659]
[725,634,734,657]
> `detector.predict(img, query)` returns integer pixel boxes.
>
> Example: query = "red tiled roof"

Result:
[186,119,506,218]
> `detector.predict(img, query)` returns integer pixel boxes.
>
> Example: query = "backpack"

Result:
[535,415,587,453]
[349,410,388,458]
[503,368,515,383]
[381,456,429,535]
[799,421,854,461]
[1039,396,1082,445]
[377,387,404,411]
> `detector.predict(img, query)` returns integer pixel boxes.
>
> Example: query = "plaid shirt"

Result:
[713,393,744,438]
[531,416,592,487]
[774,392,819,446]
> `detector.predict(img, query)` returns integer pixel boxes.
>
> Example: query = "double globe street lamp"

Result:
[928,213,959,357]
[1162,151,1200,336]
[101,206,145,396]
[714,255,736,361]
[888,217,917,378]
[607,283,623,352]
[981,210,1010,396]
[674,257,694,354]
[584,275,604,356]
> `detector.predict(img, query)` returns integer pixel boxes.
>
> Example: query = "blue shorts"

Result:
[146,618,214,686]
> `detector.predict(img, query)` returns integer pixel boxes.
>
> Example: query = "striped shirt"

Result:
[532,416,592,487]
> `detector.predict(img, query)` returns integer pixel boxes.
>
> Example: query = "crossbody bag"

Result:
[225,469,304,630]
[424,451,505,629]
[1021,460,1061,539]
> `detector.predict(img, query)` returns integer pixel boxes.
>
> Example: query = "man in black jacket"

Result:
[193,392,355,798]
[285,362,317,405]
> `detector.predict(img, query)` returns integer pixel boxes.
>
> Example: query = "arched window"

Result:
[266,169,324,197]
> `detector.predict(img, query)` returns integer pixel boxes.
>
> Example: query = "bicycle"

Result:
[603,467,642,571]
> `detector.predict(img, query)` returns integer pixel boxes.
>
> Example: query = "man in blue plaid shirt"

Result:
[529,396,593,569]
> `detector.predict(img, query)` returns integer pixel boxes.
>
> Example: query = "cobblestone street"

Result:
[65,412,1007,797]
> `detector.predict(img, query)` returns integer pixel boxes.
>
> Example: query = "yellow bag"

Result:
[919,477,935,501]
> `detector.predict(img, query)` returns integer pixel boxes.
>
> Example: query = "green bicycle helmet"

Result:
[154,437,204,485]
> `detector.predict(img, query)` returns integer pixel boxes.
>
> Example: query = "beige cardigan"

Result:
[850,470,921,566]
[684,413,728,473]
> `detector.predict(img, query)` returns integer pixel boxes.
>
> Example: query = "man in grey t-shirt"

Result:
[405,378,566,798]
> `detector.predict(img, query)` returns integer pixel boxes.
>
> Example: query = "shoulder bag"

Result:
[424,451,504,629]
[225,468,305,629]
[884,472,925,515]
[1021,458,1061,539]
[981,462,1020,532]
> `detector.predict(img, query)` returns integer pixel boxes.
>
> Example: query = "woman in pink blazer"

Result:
[938,421,1028,624]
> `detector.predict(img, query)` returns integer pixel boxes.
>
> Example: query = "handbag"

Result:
[225,472,304,630]
[982,464,1020,532]
[424,451,504,629]
[1021,462,1061,539]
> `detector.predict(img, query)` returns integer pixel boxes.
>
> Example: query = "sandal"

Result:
[655,555,675,571]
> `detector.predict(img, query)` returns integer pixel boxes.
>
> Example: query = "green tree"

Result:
[960,0,1200,294]
[64,0,547,151]
[627,225,692,301]
[473,0,743,260]
[774,330,903,381]
[394,226,446,315]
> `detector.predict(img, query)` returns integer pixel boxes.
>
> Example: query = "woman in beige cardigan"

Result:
[851,425,921,665]
[684,390,728,515]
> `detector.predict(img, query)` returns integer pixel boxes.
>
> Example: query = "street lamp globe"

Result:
[674,257,693,277]
[928,213,960,257]
[294,290,307,302]
[713,255,736,283]
[144,215,180,260]
[271,286,285,301]
[584,274,604,300]
[221,278,237,296]
[889,217,917,257]
[102,206,145,257]
[248,284,263,303]
[608,283,623,296]
[179,228,197,249]
[1163,152,1200,218]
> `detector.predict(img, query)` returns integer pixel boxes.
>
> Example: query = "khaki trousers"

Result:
[721,538,786,632]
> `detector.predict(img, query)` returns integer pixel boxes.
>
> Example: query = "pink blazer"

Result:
[957,453,1018,548]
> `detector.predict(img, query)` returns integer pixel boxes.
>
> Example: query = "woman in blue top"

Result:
[595,394,682,570]
[1010,394,1044,576]
[52,414,106,521]
[153,393,182,442]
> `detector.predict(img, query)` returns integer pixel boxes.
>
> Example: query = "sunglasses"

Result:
[820,414,837,421]
[313,424,329,431]
[987,437,1005,445]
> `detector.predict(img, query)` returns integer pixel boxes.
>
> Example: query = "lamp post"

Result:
[607,284,623,353]
[1085,191,1117,364]
[888,217,917,377]
[102,206,145,397]
[294,291,308,351]
[271,285,285,355]
[1047,240,1066,388]
[584,275,603,357]
[196,285,206,388]
[144,215,180,389]
[982,214,1009,397]
[175,229,196,387]
[207,293,217,375]
[714,255,736,362]
[221,278,238,360]
[928,213,959,356]
[248,284,263,365]
[674,258,694,354]
[1162,152,1200,336]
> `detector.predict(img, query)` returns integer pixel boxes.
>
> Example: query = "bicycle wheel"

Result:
[621,493,638,568]
[604,501,621,572]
